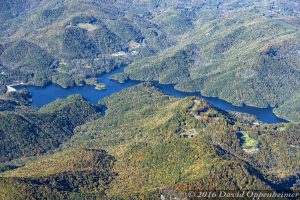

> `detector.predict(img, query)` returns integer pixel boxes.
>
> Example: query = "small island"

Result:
[110,73,129,83]
[94,83,106,90]
[85,78,106,90]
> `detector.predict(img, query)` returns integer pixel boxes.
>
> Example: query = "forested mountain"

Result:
[0,0,299,121]
[0,93,101,162]
[0,0,299,199]
[0,0,172,89]
[122,0,300,122]
[0,84,299,199]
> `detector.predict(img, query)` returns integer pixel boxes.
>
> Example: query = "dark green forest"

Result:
[0,84,299,199]
[0,0,299,199]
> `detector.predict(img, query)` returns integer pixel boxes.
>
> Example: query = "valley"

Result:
[0,0,299,122]
[15,65,287,123]
[0,0,299,199]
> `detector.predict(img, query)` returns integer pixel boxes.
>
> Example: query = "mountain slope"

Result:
[0,84,298,199]
[123,9,300,121]
[0,94,100,162]
[0,1,299,197]
[0,0,172,88]
[0,0,299,122]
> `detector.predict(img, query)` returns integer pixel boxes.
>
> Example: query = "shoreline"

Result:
[6,82,26,93]
[6,85,17,93]
[6,68,288,124]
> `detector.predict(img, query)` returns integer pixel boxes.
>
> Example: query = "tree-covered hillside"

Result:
[122,1,300,122]
[0,0,299,121]
[0,1,299,198]
[0,0,173,88]
[0,84,299,199]
[0,93,100,162]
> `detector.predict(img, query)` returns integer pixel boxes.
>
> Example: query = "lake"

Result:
[17,67,287,124]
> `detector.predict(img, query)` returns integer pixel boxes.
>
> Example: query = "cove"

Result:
[16,67,287,124]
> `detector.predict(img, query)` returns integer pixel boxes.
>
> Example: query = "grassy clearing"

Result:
[77,23,99,31]
[238,132,259,149]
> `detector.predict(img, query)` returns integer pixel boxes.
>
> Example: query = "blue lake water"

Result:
[18,67,138,107]
[17,67,287,124]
